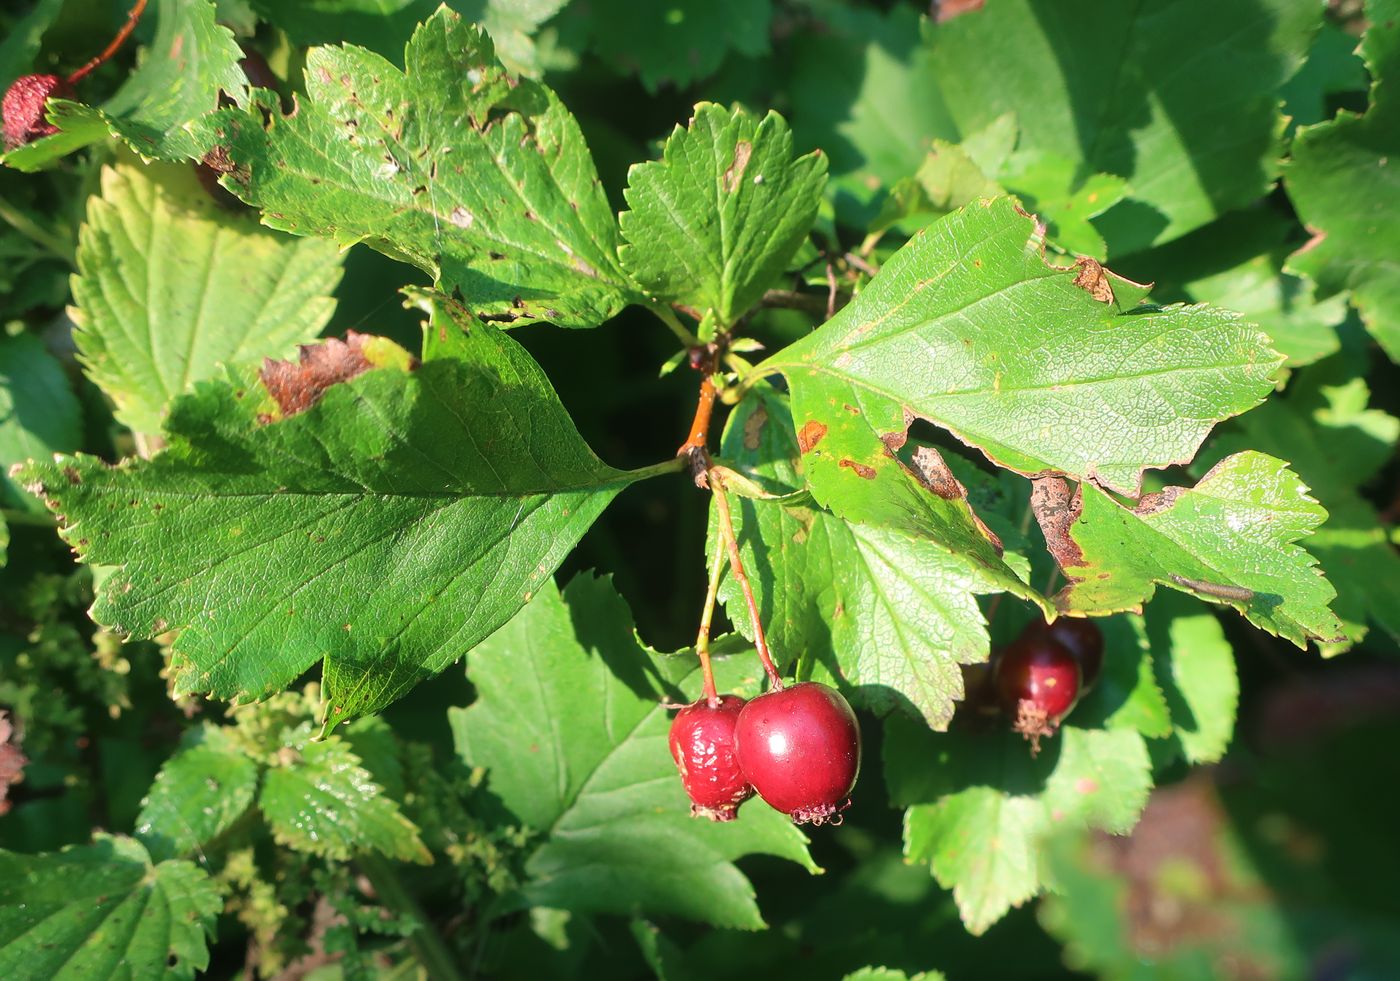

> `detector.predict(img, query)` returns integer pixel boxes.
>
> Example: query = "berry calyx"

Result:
[735,682,860,826]
[995,634,1082,753]
[668,695,752,822]
[2,74,71,148]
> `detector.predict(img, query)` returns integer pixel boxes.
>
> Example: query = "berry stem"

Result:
[710,471,783,689]
[694,541,726,706]
[66,0,148,85]
[677,374,716,459]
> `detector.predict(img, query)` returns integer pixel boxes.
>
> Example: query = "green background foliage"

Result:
[1,0,1398,977]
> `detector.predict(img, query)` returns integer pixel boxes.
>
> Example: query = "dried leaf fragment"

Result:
[260,331,417,418]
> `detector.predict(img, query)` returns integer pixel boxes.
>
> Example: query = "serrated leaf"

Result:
[0,835,222,979]
[2,0,246,170]
[1,331,80,513]
[886,716,1152,934]
[1039,452,1344,648]
[1287,0,1400,362]
[620,103,826,327]
[1202,364,1400,651]
[928,0,1321,252]
[1143,591,1238,765]
[1071,615,1171,742]
[450,574,816,930]
[16,300,652,721]
[260,730,430,863]
[763,198,1281,498]
[135,725,259,863]
[710,386,1039,730]
[72,157,344,435]
[571,0,770,91]
[217,8,636,328]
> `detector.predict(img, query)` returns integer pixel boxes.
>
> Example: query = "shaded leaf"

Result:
[72,157,344,435]
[620,103,826,327]
[451,574,816,930]
[763,198,1280,498]
[15,300,650,722]
[218,8,636,328]
[134,725,259,863]
[1286,0,1400,362]
[1143,591,1238,766]
[0,331,80,513]
[0,835,221,979]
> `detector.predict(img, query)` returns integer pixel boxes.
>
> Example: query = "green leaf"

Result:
[16,300,653,721]
[1072,615,1171,742]
[570,0,771,91]
[1037,452,1344,648]
[2,0,246,170]
[0,331,81,513]
[1143,591,1238,766]
[928,0,1321,252]
[450,574,816,930]
[1281,19,1369,129]
[72,157,344,436]
[1202,363,1400,651]
[886,715,1152,934]
[997,150,1128,261]
[710,386,1038,730]
[1286,0,1400,362]
[0,0,64,89]
[843,970,945,981]
[135,725,260,863]
[619,103,826,327]
[762,198,1281,498]
[0,834,222,979]
[217,8,637,328]
[260,729,430,863]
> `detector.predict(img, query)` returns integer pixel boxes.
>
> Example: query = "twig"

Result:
[68,0,148,84]
[825,262,839,320]
[844,251,878,277]
[710,471,783,689]
[762,288,831,317]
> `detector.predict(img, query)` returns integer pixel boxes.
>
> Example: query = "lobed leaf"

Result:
[2,0,246,170]
[763,198,1281,498]
[451,574,816,930]
[72,157,344,435]
[620,103,826,328]
[0,835,222,979]
[216,8,637,328]
[1038,452,1345,648]
[15,299,651,722]
[135,725,260,863]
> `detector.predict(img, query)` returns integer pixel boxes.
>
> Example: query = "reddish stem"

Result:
[67,0,148,84]
[677,374,716,458]
[710,473,783,689]
[694,544,726,706]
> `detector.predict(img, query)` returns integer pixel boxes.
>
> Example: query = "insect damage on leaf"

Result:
[1070,257,1116,304]
[1030,475,1085,570]
[259,332,417,418]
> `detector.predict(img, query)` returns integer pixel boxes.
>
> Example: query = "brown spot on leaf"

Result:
[839,459,877,479]
[723,140,753,192]
[796,420,827,454]
[1031,476,1084,570]
[1072,257,1115,304]
[907,445,964,500]
[62,466,81,486]
[202,145,236,175]
[260,332,415,418]
[743,404,769,451]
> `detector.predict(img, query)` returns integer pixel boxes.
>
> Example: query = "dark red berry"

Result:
[2,74,71,148]
[1044,617,1104,689]
[669,695,752,822]
[995,634,1082,753]
[734,682,860,826]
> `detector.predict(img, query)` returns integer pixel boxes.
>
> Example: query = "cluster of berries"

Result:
[978,616,1104,752]
[668,682,860,826]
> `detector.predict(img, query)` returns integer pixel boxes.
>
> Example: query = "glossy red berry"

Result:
[735,682,860,826]
[995,634,1082,753]
[1024,616,1104,690]
[668,695,752,822]
[2,74,71,148]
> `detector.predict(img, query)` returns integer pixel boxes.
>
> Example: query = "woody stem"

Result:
[68,0,148,84]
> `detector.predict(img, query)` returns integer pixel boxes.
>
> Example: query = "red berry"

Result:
[2,74,72,148]
[668,695,752,822]
[995,634,1082,753]
[734,682,860,826]
[1024,616,1104,690]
